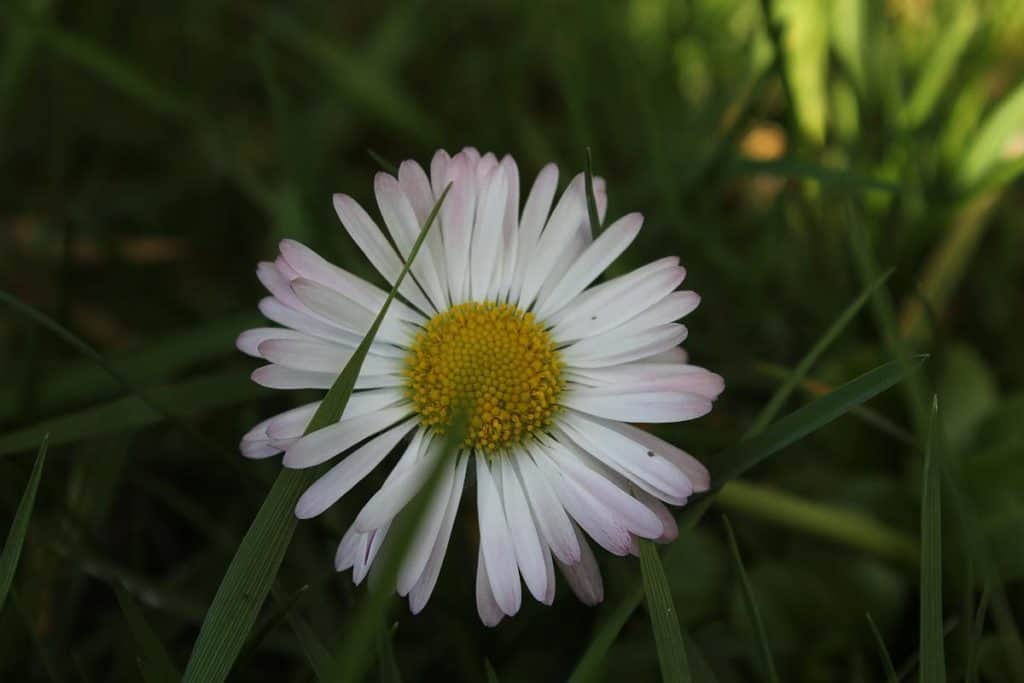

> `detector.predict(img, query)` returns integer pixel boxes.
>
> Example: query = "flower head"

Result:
[237,147,723,624]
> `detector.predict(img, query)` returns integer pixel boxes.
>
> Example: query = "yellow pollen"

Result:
[403,301,563,452]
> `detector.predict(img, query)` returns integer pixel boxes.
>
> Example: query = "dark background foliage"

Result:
[2,0,1023,680]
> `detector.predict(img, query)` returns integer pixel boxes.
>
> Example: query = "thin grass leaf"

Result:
[376,618,401,683]
[747,269,893,436]
[182,185,450,683]
[957,81,1024,189]
[729,157,899,193]
[287,610,340,682]
[0,370,266,456]
[638,539,691,683]
[570,357,920,681]
[484,659,500,683]
[684,633,720,683]
[717,481,917,564]
[965,583,991,683]
[114,584,181,683]
[903,8,978,128]
[715,357,923,483]
[368,149,399,174]
[0,436,47,613]
[920,396,945,683]
[584,147,602,234]
[235,584,310,670]
[336,410,468,683]
[722,516,778,683]
[865,613,898,683]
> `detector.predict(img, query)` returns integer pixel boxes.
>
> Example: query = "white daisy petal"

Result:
[397,453,459,596]
[565,363,724,400]
[440,152,477,303]
[236,327,306,358]
[351,435,439,532]
[476,545,505,627]
[409,452,469,614]
[257,297,404,356]
[295,417,417,519]
[291,278,415,347]
[332,193,436,315]
[469,165,508,301]
[282,403,412,469]
[535,212,643,319]
[475,456,522,616]
[516,451,581,564]
[494,155,521,300]
[557,524,604,606]
[256,337,402,376]
[399,160,449,301]
[518,174,586,310]
[510,163,558,302]
[559,324,689,368]
[562,386,713,423]
[595,420,712,492]
[499,457,549,603]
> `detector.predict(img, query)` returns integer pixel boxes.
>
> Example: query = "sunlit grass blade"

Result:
[0,435,47,613]
[584,147,602,234]
[729,157,899,193]
[865,613,898,683]
[570,357,920,680]
[717,481,917,564]
[919,396,945,683]
[722,516,778,683]
[182,185,450,683]
[715,357,923,483]
[957,81,1024,189]
[902,8,977,128]
[638,540,690,683]
[335,411,467,683]
[0,370,266,456]
[114,584,181,683]
[747,269,893,436]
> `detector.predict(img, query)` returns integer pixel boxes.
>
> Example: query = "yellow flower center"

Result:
[403,301,563,452]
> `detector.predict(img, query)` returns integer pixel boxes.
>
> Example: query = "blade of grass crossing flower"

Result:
[336,410,468,683]
[114,585,181,683]
[919,396,945,683]
[182,185,450,683]
[747,270,893,437]
[0,436,47,613]
[865,613,898,683]
[584,147,602,234]
[722,516,778,683]
[570,357,920,681]
[638,539,691,683]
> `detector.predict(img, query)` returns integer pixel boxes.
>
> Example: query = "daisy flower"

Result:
[237,147,723,625]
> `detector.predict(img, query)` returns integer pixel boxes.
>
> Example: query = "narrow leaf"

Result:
[866,613,898,683]
[723,516,778,683]
[182,186,450,683]
[638,540,691,683]
[584,147,602,234]
[730,157,899,193]
[115,584,181,683]
[484,659,500,683]
[287,610,340,682]
[920,396,945,683]
[377,618,402,683]
[0,435,47,612]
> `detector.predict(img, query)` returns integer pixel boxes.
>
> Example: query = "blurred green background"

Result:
[2,0,1024,680]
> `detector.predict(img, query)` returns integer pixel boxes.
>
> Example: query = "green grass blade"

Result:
[729,157,900,193]
[715,357,923,483]
[0,370,266,456]
[684,633,720,683]
[114,584,181,683]
[235,584,310,670]
[957,81,1024,189]
[865,613,898,683]
[583,147,602,234]
[722,516,778,683]
[919,396,945,683]
[484,659,500,683]
[570,357,920,680]
[336,411,467,683]
[747,269,893,436]
[182,185,450,683]
[376,618,402,683]
[903,8,978,128]
[287,611,340,682]
[0,436,47,613]
[638,539,691,683]
[965,582,991,683]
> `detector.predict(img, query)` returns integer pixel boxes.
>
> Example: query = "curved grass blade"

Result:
[747,270,893,437]
[182,185,450,683]
[377,618,402,683]
[114,584,181,683]
[484,659,500,683]
[638,539,690,683]
[920,396,945,683]
[584,147,602,234]
[0,435,47,613]
[287,610,340,682]
[569,357,920,681]
[866,613,898,683]
[723,516,778,683]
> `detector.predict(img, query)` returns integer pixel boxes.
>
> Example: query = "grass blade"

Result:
[114,584,181,683]
[865,613,898,683]
[919,396,945,683]
[287,610,340,682]
[638,539,690,683]
[965,583,991,683]
[729,157,899,193]
[747,269,893,436]
[722,516,778,683]
[715,357,923,483]
[0,435,47,613]
[570,357,920,680]
[377,618,402,683]
[182,185,450,683]
[484,659,500,683]
[583,147,602,234]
